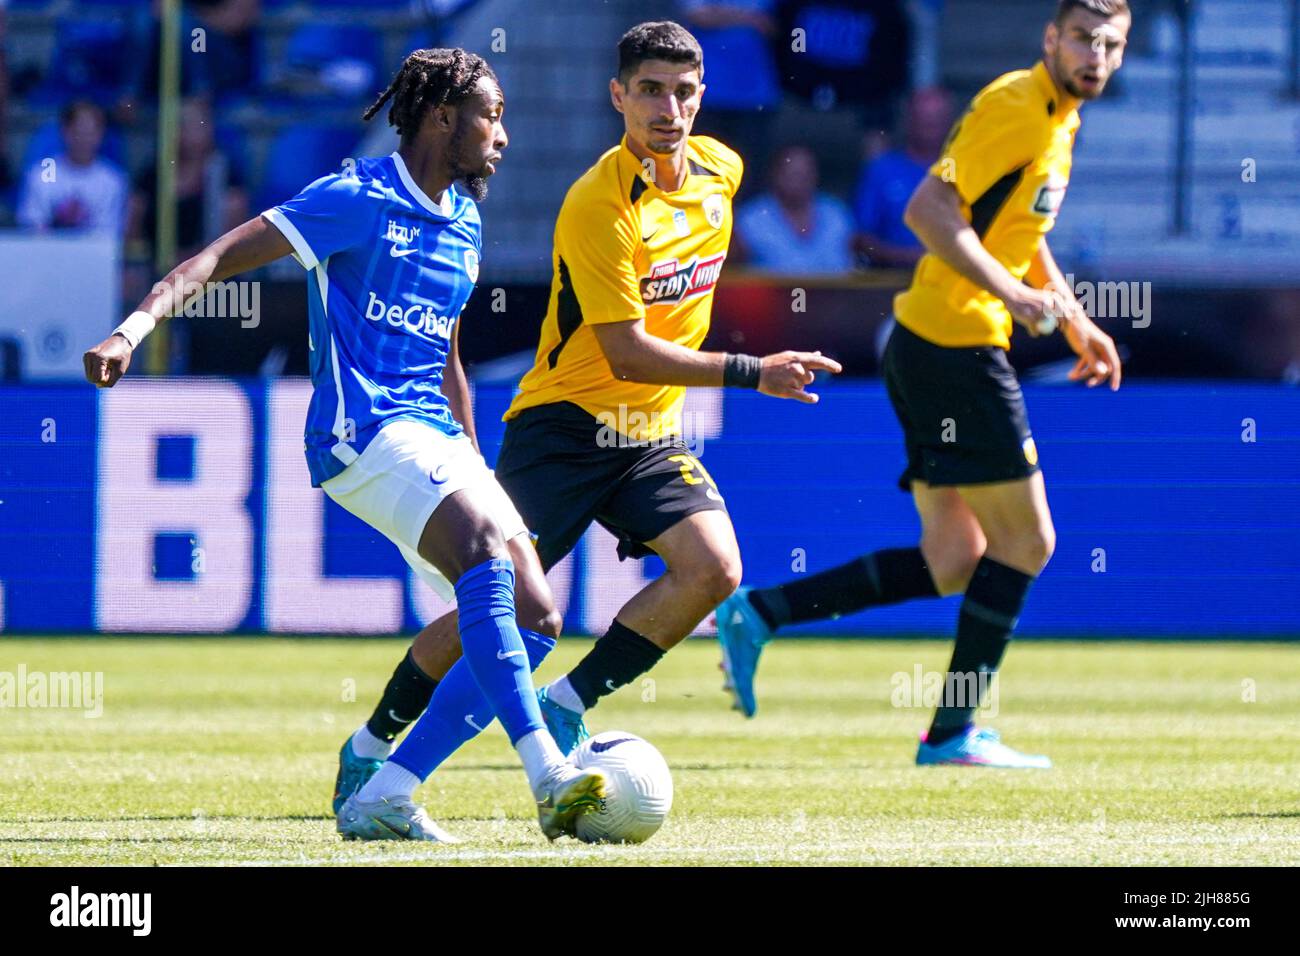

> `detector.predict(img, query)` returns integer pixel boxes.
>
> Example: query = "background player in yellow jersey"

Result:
[332,20,840,826]
[717,0,1127,768]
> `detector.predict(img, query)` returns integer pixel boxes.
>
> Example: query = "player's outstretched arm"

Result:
[904,175,1056,338]
[83,216,294,388]
[591,320,841,403]
[1029,240,1122,391]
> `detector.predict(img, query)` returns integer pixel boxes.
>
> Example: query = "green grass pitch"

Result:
[1,637,1297,866]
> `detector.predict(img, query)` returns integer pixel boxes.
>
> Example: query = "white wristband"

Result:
[112,311,157,350]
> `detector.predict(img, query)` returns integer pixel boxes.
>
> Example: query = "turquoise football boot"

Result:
[916,726,1052,769]
[332,738,384,815]
[537,686,589,756]
[715,586,770,718]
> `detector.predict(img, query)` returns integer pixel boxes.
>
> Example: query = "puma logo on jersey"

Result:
[639,252,726,306]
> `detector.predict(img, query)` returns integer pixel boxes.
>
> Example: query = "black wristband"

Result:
[723,353,762,389]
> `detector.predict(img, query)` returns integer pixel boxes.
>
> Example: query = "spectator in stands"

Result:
[120,0,260,122]
[770,0,911,196]
[16,100,127,236]
[853,86,954,268]
[679,1,780,191]
[734,145,855,274]
[127,97,249,262]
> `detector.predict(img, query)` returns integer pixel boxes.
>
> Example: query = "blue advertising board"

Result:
[0,380,1296,637]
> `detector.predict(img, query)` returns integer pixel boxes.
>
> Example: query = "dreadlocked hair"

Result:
[363,48,496,141]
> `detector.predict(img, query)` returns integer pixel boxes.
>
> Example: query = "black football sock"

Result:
[927,558,1035,745]
[364,648,439,743]
[748,547,940,630]
[565,620,665,710]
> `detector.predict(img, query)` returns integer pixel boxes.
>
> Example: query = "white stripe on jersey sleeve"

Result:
[314,257,358,466]
[308,262,331,353]
[262,208,319,270]
[329,333,359,467]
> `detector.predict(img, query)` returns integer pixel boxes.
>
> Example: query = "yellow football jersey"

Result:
[504,134,743,441]
[894,61,1080,350]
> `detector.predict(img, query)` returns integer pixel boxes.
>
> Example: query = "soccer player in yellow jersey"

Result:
[497,20,841,744]
[717,0,1128,768]
[333,20,839,827]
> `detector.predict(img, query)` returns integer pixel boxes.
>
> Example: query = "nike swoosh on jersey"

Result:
[497,649,525,660]
[641,226,659,242]
[389,245,417,258]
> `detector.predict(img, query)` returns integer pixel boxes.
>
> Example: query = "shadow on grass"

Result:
[3,813,328,824]
[0,836,238,844]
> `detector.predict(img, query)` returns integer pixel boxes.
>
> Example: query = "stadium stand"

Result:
[2,0,1296,375]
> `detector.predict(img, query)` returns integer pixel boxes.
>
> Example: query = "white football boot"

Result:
[336,793,460,843]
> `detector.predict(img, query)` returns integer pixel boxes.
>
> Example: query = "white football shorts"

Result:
[320,418,528,601]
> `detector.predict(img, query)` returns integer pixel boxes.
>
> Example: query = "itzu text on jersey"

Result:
[262,152,482,486]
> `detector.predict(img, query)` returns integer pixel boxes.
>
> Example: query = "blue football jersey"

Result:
[263,152,482,486]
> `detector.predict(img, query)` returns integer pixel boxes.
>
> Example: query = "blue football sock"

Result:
[389,628,556,780]
[446,558,545,746]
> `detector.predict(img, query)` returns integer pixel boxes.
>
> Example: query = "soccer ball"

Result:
[569,731,673,844]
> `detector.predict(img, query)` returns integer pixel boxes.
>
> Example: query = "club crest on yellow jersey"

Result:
[703,193,725,229]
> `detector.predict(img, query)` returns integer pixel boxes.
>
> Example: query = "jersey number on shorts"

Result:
[667,453,718,489]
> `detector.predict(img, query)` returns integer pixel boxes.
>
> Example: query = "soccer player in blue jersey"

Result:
[327,23,842,841]
[81,48,604,842]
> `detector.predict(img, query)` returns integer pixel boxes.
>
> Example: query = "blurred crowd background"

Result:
[1,0,1298,382]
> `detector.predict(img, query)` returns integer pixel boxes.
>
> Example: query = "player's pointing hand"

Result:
[758,350,843,404]
[83,334,134,388]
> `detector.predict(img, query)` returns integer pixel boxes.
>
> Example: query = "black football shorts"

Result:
[882,321,1040,492]
[495,401,728,570]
